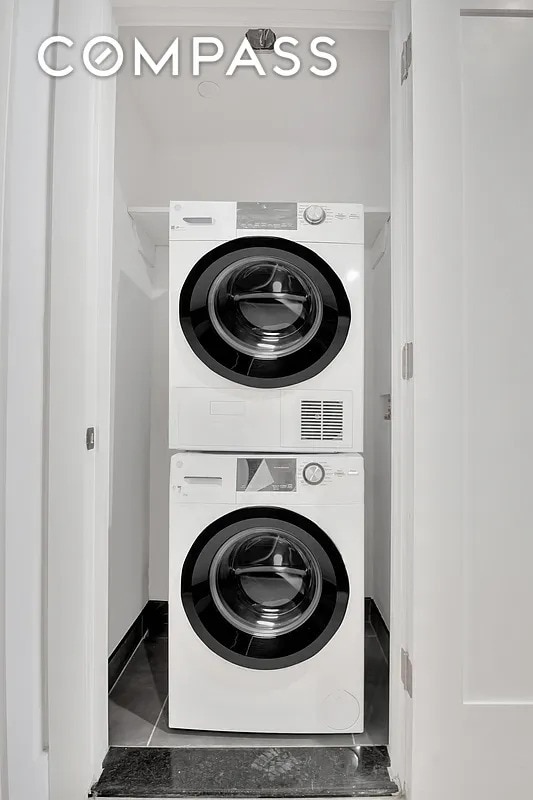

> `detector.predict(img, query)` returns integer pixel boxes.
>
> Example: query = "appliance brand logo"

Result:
[37,35,338,78]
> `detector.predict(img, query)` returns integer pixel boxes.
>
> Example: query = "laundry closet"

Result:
[6,0,532,797]
[106,20,393,772]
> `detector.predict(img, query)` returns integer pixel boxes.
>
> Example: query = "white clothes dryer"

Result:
[169,201,364,452]
[168,451,365,734]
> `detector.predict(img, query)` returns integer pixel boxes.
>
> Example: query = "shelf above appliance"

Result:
[128,206,390,250]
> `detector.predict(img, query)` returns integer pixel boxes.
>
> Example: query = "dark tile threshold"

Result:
[92,746,398,798]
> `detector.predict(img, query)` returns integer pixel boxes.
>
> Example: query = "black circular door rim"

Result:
[181,507,350,670]
[179,236,351,388]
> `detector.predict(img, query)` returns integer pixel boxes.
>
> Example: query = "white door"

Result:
[46,0,116,798]
[0,1,16,798]
[409,1,533,798]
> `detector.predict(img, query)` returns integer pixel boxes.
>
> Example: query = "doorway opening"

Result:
[42,1,414,797]
[101,22,395,797]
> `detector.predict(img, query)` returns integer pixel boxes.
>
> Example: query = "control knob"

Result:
[303,462,325,485]
[303,205,326,225]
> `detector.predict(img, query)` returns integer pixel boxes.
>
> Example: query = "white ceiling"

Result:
[117,26,390,147]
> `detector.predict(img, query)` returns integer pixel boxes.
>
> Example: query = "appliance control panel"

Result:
[236,202,363,244]
[296,457,362,491]
[170,453,364,506]
[169,201,364,244]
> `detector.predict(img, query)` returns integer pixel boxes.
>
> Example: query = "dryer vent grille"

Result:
[300,399,344,441]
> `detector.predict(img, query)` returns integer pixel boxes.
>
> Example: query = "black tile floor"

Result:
[108,621,389,749]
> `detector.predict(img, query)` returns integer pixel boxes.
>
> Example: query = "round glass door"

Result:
[209,528,323,637]
[207,258,323,360]
[179,237,351,388]
[181,507,349,669]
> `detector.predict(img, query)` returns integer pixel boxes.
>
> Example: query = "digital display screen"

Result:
[237,202,298,230]
[236,458,297,492]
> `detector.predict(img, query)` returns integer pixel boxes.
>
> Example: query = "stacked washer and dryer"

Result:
[168,201,365,734]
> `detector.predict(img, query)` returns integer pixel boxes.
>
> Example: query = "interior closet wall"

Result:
[108,185,153,653]
[114,25,391,602]
[364,223,391,625]
[116,26,390,209]
[149,246,171,600]
[114,64,156,217]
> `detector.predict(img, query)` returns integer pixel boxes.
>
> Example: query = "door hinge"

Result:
[86,427,95,451]
[401,648,413,698]
[402,342,414,380]
[401,33,412,84]
[383,393,392,421]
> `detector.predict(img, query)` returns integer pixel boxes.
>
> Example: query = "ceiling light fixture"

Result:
[245,28,276,53]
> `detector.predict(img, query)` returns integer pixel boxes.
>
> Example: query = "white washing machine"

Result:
[169,201,364,452]
[168,451,365,734]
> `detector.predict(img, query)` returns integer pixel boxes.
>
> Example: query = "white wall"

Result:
[113,27,392,602]
[364,245,374,599]
[116,26,390,209]
[0,2,16,797]
[149,248,171,600]
[120,141,389,209]
[364,223,391,625]
[108,185,153,653]
[114,69,158,214]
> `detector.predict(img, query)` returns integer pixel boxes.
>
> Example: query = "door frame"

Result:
[37,0,414,797]
[387,0,414,790]
[45,0,117,797]
[0,0,16,796]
